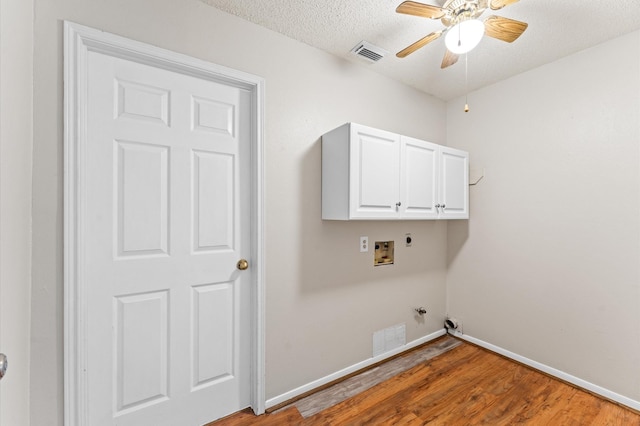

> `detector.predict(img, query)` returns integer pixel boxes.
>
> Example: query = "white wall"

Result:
[446,30,640,401]
[31,0,447,423]
[0,0,33,424]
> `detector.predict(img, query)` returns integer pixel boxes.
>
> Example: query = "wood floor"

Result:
[210,337,640,425]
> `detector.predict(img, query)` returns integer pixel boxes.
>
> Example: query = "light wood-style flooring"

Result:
[209,336,640,425]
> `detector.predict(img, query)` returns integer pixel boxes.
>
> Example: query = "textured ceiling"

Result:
[201,0,640,100]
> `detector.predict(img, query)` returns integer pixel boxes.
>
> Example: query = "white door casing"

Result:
[64,22,265,425]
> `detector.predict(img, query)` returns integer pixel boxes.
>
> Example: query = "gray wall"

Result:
[446,30,640,401]
[31,0,447,423]
[27,0,640,423]
[1,0,33,424]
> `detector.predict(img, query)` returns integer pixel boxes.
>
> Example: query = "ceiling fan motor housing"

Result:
[442,0,488,26]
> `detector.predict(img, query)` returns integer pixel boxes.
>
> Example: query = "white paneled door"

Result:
[66,25,261,425]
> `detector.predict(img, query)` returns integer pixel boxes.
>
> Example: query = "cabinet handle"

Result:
[435,204,441,210]
[396,202,401,207]
[442,204,445,210]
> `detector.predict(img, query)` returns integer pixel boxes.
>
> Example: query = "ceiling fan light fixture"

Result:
[444,19,485,54]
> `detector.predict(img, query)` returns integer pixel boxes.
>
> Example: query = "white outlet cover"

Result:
[360,236,368,252]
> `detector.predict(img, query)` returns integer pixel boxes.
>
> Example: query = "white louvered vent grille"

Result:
[350,41,388,63]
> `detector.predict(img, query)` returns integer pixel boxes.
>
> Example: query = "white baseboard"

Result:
[265,328,447,409]
[451,331,640,412]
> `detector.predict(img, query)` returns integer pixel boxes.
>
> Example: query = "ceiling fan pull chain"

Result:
[464,53,470,113]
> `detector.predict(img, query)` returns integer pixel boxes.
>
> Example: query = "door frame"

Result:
[63,21,265,425]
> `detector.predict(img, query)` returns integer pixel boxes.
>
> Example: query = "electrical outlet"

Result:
[360,236,368,252]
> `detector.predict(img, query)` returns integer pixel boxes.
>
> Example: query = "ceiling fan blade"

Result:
[489,0,520,10]
[396,1,446,19]
[484,15,528,43]
[396,30,443,58]
[441,49,459,69]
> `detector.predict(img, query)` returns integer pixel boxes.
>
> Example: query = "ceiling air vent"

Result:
[350,41,388,63]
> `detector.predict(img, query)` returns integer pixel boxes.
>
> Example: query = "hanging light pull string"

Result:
[464,52,470,113]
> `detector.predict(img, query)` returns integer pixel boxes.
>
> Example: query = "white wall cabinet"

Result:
[322,123,468,220]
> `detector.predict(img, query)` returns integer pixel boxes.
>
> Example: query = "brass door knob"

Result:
[237,259,249,270]
[0,353,7,380]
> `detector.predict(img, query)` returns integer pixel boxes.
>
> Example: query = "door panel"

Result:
[400,136,439,219]
[116,141,170,257]
[193,150,234,251]
[116,79,170,125]
[192,282,234,387]
[350,126,399,218]
[84,49,251,425]
[115,291,169,413]
[439,146,469,219]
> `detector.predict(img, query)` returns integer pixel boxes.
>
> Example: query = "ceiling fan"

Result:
[396,0,528,68]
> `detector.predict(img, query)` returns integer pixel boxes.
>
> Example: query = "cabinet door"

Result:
[400,136,439,219]
[349,125,400,219]
[438,146,469,219]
